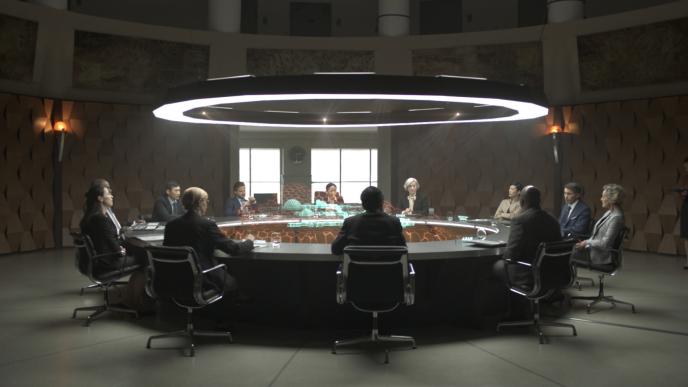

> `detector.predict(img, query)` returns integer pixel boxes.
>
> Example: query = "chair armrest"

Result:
[335,265,346,304]
[504,258,532,267]
[202,263,226,274]
[404,262,416,306]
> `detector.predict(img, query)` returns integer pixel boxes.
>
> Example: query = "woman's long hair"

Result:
[80,185,106,231]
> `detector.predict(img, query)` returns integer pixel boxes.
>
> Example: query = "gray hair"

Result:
[602,184,625,206]
[181,187,208,212]
[403,177,419,191]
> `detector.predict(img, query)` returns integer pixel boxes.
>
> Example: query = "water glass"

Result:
[428,207,435,216]
[476,227,487,240]
[446,211,453,222]
[270,232,281,248]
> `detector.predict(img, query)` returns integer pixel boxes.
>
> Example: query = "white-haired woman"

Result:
[573,184,626,266]
[398,177,429,216]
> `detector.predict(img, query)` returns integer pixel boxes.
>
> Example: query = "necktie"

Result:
[566,205,572,221]
[172,201,177,214]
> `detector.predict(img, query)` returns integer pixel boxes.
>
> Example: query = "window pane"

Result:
[371,149,377,182]
[250,182,281,203]
[341,149,370,181]
[239,148,250,182]
[251,149,281,181]
[340,182,371,204]
[311,149,340,182]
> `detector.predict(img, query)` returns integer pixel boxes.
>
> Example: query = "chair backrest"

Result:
[342,245,409,312]
[609,226,628,268]
[145,245,206,307]
[314,191,327,202]
[530,239,577,298]
[72,232,96,278]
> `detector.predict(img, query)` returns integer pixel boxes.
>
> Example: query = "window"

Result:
[239,148,282,203]
[311,148,377,203]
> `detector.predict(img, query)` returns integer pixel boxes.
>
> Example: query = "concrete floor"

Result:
[1,248,687,387]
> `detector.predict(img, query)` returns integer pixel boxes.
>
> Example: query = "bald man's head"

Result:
[181,187,208,214]
[519,185,541,210]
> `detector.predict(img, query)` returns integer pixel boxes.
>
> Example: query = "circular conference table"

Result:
[129,215,512,329]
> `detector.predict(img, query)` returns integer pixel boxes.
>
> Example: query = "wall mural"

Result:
[578,17,688,91]
[246,48,374,75]
[412,42,544,90]
[73,31,209,92]
[0,13,37,82]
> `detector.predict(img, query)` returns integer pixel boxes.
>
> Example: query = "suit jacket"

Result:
[331,211,406,255]
[585,208,625,265]
[397,193,429,216]
[81,212,122,255]
[559,200,591,238]
[224,196,255,217]
[164,211,254,269]
[151,195,183,222]
[502,207,562,286]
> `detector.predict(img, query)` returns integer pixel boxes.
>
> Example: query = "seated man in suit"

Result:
[494,185,562,289]
[151,180,183,222]
[332,186,406,255]
[559,182,591,238]
[224,181,256,217]
[164,187,255,292]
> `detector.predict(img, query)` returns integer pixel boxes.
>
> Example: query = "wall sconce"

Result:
[53,120,68,162]
[549,125,562,134]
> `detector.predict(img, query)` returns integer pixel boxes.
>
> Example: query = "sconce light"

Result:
[549,125,561,134]
[53,120,68,162]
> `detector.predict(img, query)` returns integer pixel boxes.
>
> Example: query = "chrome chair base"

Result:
[570,294,636,313]
[497,319,577,344]
[72,304,139,326]
[80,280,127,295]
[147,323,233,357]
[332,329,416,364]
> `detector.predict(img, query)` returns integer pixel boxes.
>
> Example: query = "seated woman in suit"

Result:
[398,177,429,216]
[573,184,626,267]
[325,182,344,204]
[80,181,153,312]
[494,182,523,221]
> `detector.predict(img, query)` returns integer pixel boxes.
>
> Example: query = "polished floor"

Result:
[1,248,687,387]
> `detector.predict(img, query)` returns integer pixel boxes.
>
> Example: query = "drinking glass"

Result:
[428,207,435,217]
[476,227,487,240]
[446,211,453,222]
[270,232,281,248]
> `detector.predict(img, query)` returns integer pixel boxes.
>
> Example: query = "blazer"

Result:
[224,196,254,217]
[502,207,562,286]
[585,208,625,265]
[331,211,406,255]
[494,198,521,220]
[559,200,592,238]
[151,195,183,222]
[164,211,254,269]
[81,212,122,255]
[397,193,429,215]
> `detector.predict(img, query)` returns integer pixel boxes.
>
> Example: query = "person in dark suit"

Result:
[494,185,562,288]
[224,181,256,217]
[397,177,429,216]
[559,182,591,238]
[80,183,139,272]
[165,187,255,291]
[151,180,183,222]
[573,184,626,266]
[332,186,406,255]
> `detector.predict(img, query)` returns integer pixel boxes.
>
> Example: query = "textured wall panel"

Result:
[73,31,209,92]
[0,13,37,82]
[412,42,544,90]
[246,48,374,75]
[578,17,688,91]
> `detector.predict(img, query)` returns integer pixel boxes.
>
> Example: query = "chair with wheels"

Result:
[333,245,416,363]
[72,233,142,326]
[496,239,578,344]
[570,227,636,313]
[145,245,233,357]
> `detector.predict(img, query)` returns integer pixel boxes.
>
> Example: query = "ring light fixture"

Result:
[153,73,548,128]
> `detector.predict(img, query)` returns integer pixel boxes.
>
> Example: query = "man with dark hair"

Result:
[494,185,562,288]
[151,180,183,222]
[559,182,591,238]
[225,181,256,217]
[331,186,406,255]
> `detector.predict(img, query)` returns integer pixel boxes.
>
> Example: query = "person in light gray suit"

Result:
[573,184,626,265]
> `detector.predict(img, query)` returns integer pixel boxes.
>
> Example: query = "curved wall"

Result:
[0,1,687,255]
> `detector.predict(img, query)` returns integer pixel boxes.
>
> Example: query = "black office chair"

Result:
[71,233,142,326]
[570,227,636,313]
[333,245,416,364]
[571,217,596,289]
[145,245,233,357]
[496,239,578,344]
